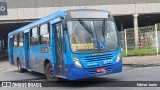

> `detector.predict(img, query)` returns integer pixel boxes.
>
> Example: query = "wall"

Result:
[0,0,160,21]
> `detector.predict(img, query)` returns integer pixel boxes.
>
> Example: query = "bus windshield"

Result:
[67,19,119,53]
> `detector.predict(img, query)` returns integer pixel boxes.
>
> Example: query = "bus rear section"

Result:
[8,9,122,81]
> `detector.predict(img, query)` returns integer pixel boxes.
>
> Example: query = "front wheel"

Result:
[45,63,59,82]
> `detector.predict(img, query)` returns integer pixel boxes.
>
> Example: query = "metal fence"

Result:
[119,23,160,57]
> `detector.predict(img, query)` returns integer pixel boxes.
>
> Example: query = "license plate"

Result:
[96,68,106,73]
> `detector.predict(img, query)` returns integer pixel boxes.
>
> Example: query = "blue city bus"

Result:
[8,9,122,81]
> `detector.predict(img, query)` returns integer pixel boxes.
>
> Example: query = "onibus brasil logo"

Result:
[1,82,42,87]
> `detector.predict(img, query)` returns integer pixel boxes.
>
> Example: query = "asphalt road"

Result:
[0,59,160,90]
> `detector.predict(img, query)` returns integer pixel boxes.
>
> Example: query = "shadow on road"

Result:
[39,77,120,88]
[42,77,121,88]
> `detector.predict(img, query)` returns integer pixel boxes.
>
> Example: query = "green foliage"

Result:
[122,48,160,57]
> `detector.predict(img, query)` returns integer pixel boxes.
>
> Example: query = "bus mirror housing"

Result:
[62,21,67,31]
[60,16,64,19]
[59,16,66,31]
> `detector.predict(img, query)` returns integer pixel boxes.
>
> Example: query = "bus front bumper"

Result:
[68,60,122,80]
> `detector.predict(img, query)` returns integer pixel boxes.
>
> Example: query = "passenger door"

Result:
[54,23,66,76]
[24,31,30,68]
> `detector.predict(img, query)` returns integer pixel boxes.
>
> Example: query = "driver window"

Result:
[69,21,93,44]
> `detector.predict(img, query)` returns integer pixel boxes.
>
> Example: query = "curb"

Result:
[123,64,160,67]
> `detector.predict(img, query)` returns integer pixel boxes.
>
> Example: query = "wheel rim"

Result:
[48,67,54,78]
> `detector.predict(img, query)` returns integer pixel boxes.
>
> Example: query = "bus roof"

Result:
[8,9,111,36]
[8,9,68,36]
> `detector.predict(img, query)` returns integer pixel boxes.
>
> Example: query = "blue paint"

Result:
[8,9,122,81]
[68,60,122,80]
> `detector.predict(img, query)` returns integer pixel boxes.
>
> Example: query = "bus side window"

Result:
[13,34,18,47]
[19,32,24,47]
[30,27,39,46]
[39,23,50,45]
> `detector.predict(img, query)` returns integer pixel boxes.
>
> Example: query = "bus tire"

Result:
[45,63,59,82]
[17,60,25,73]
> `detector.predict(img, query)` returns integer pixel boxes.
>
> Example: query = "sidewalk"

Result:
[123,55,160,65]
[0,65,6,71]
[0,57,8,72]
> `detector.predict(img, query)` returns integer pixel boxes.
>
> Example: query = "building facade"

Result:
[1,0,160,57]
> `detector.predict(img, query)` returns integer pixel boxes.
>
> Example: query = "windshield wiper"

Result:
[78,19,93,35]
[78,19,98,50]
[102,19,106,40]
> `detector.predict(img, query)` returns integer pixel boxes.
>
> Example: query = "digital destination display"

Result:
[69,10,109,18]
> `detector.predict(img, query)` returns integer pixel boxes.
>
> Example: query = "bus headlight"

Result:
[116,53,121,63]
[72,56,83,68]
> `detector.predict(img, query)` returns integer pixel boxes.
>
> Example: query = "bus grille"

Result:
[84,54,113,62]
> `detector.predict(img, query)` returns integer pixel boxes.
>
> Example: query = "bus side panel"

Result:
[8,37,14,65]
[30,46,43,73]
[30,23,55,74]
[37,23,55,74]
[39,45,53,74]
[13,48,25,67]
[30,46,53,74]
[13,48,18,66]
[19,48,26,69]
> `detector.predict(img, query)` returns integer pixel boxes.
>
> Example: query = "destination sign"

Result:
[69,10,109,19]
